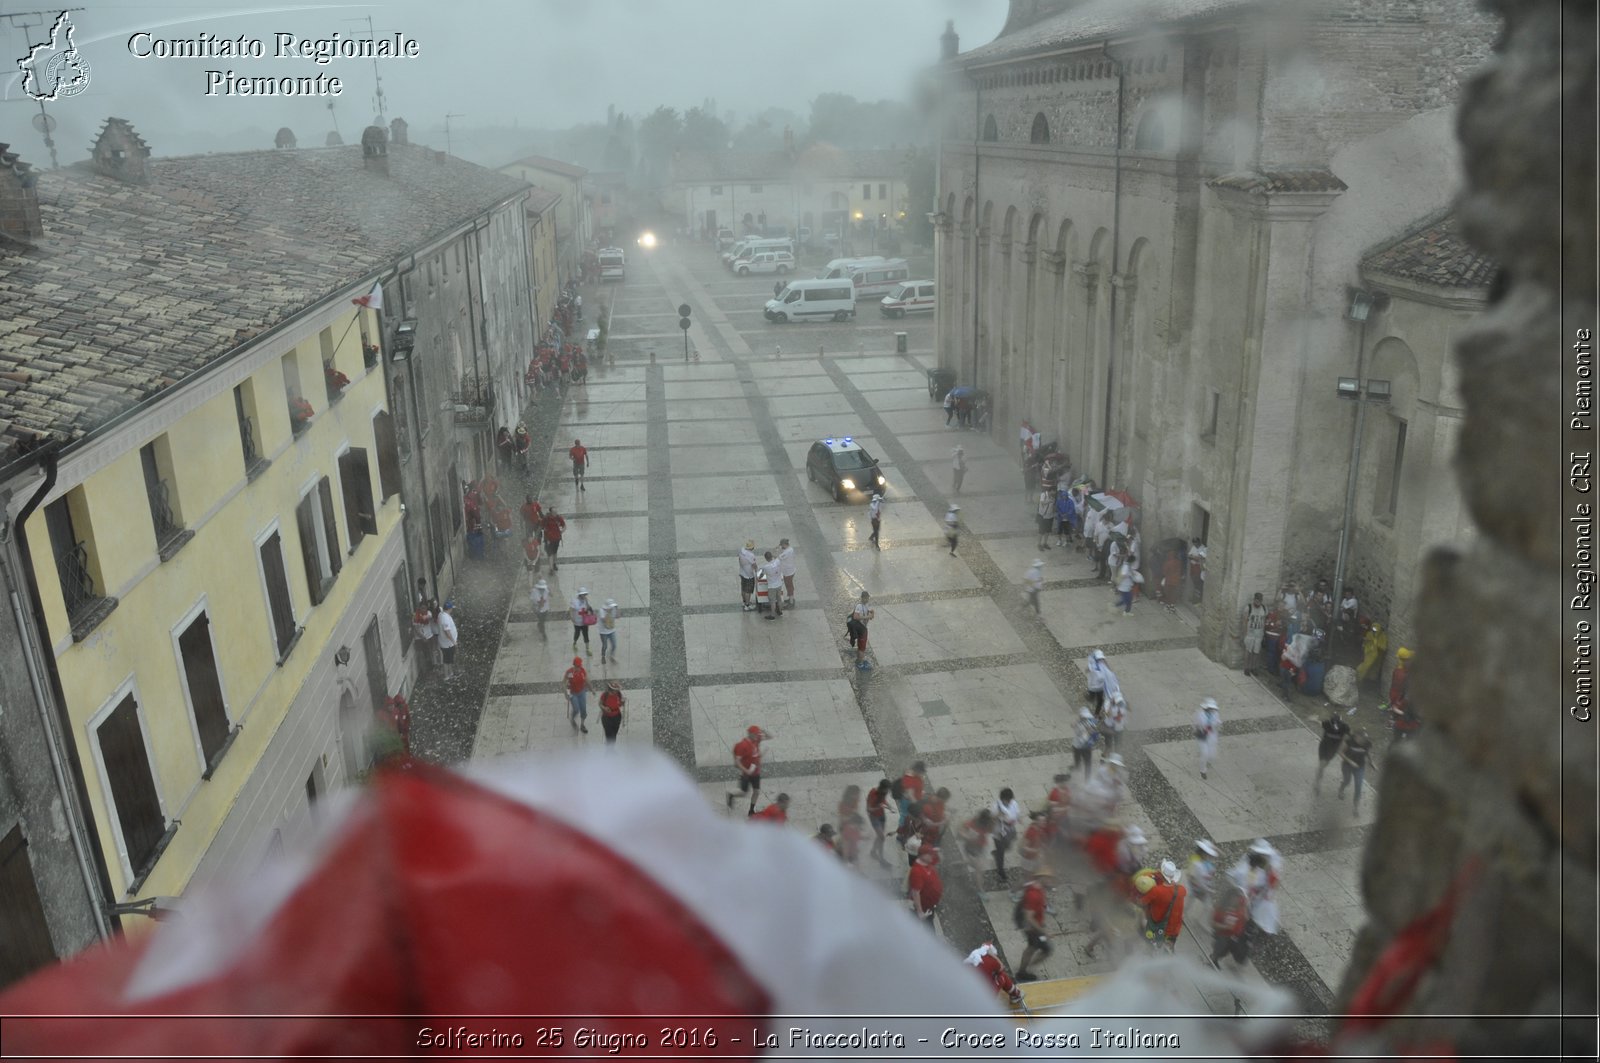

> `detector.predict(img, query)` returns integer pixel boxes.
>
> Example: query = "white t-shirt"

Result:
[738,548,758,579]
[945,508,959,530]
[530,585,550,612]
[852,601,874,624]
[763,558,782,586]
[779,545,797,577]
[570,597,590,625]
[436,611,458,649]
[868,497,883,521]
[1025,566,1045,593]
[952,451,967,471]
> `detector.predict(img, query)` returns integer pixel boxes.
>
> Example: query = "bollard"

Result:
[819,345,825,358]
[895,331,908,354]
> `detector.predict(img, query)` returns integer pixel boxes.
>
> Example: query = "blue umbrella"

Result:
[948,386,975,399]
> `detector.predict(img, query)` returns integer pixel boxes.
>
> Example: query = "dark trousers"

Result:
[1073,746,1094,774]
[601,714,621,743]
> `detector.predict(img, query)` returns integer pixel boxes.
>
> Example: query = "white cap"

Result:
[1092,649,1106,660]
[1201,697,1218,710]
[1249,838,1275,856]
[535,579,547,589]
[1105,753,1125,767]
[1196,839,1220,857]
[1160,859,1180,882]
[605,599,617,609]
[1079,706,1094,719]
[1124,826,1146,845]
[577,587,589,595]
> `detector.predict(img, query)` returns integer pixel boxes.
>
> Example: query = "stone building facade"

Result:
[934,0,1498,665]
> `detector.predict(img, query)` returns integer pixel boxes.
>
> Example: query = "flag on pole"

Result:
[352,282,383,311]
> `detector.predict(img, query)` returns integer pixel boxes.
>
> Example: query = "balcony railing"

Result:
[238,413,269,479]
[147,479,194,561]
[56,540,117,641]
[453,383,494,427]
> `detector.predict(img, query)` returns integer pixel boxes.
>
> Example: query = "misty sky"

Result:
[2,0,1007,162]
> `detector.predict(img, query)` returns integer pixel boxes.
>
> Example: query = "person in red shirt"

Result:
[1018,811,1049,882]
[838,813,865,866]
[865,779,893,866]
[919,787,951,849]
[1133,860,1188,951]
[542,509,566,572]
[513,422,531,469]
[598,680,625,744]
[907,847,943,927]
[813,823,837,854]
[569,439,589,492]
[965,943,1023,1006]
[1046,773,1072,843]
[520,495,543,540]
[895,761,927,839]
[1012,870,1055,981]
[750,792,790,824]
[726,726,768,816]
[563,656,588,735]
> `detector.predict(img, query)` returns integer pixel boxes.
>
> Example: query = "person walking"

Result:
[1133,860,1188,953]
[838,813,866,866]
[738,539,759,611]
[412,597,438,675]
[943,389,956,427]
[598,680,625,744]
[895,761,928,845]
[727,725,768,815]
[542,508,566,572]
[598,598,620,664]
[564,656,589,734]
[957,809,996,874]
[1186,839,1221,906]
[1314,710,1352,793]
[866,779,893,865]
[1085,649,1113,713]
[849,590,875,671]
[762,551,784,619]
[907,847,943,928]
[1231,839,1283,953]
[569,438,589,492]
[1337,728,1374,814]
[777,538,798,605]
[436,599,459,680]
[1189,537,1207,602]
[1072,707,1099,774]
[530,577,551,639]
[1011,870,1054,981]
[1195,697,1221,779]
[520,494,543,540]
[992,787,1023,883]
[1101,694,1129,759]
[952,446,967,493]
[944,504,961,555]
[570,588,596,655]
[920,787,952,851]
[1024,559,1046,615]
[1114,559,1137,614]
[513,423,532,471]
[966,942,1024,1007]
[1055,487,1075,547]
[1035,488,1055,550]
[1243,593,1269,675]
[868,493,884,548]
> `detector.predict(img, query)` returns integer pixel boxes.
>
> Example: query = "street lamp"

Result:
[391,318,417,361]
[1331,287,1392,613]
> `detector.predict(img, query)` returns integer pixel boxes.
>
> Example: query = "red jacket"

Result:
[542,514,566,543]
[908,863,943,913]
[1135,878,1188,945]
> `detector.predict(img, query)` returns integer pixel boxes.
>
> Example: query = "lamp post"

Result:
[1331,287,1391,615]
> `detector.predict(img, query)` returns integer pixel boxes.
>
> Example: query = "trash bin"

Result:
[895,331,908,354]
[466,529,486,560]
[1302,660,1327,697]
[928,368,957,400]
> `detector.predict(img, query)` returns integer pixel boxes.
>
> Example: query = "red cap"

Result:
[747,726,762,737]
[573,656,584,666]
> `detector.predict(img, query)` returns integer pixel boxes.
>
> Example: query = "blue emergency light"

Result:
[824,438,835,445]
[843,437,854,444]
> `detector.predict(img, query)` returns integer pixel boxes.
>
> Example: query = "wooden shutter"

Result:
[362,616,387,715]
[0,826,58,988]
[295,495,323,606]
[98,694,164,878]
[318,477,342,577]
[392,566,412,653]
[373,411,401,500]
[341,449,378,539]
[178,613,230,769]
[338,455,366,554]
[259,531,296,655]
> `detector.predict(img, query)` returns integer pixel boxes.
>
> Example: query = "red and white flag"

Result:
[352,282,383,311]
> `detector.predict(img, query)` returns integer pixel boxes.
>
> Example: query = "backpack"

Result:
[890,776,906,801]
[1213,879,1250,938]
[846,617,866,642]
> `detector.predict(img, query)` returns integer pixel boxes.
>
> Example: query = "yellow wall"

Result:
[26,303,402,900]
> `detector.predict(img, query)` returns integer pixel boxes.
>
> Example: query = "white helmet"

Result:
[1160,859,1180,882]
[534,579,548,590]
[1201,697,1218,710]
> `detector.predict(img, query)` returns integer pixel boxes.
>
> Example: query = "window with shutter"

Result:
[178,612,232,774]
[97,694,165,881]
[340,448,378,544]
[0,826,58,987]
[372,411,401,499]
[392,565,412,653]
[295,495,324,606]
[259,530,297,658]
[447,464,462,533]
[318,477,342,579]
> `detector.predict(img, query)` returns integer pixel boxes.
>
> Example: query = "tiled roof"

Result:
[671,147,908,184]
[502,153,588,179]
[1361,212,1496,289]
[0,140,529,459]
[1207,169,1349,194]
[525,187,562,214]
[958,0,1261,64]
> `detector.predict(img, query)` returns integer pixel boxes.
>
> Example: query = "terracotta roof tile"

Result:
[1361,213,1496,289]
[0,142,530,459]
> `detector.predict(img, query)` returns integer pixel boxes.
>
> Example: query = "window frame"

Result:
[170,597,237,778]
[254,520,301,663]
[86,677,170,891]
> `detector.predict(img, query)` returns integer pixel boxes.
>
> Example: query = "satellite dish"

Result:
[32,112,56,134]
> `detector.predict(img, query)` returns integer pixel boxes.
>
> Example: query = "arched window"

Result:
[1030,112,1050,144]
[1134,110,1165,151]
[982,114,999,142]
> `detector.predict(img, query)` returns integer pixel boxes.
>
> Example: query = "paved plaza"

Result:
[455,241,1378,1017]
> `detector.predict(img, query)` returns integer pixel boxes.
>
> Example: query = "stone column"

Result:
[1202,184,1343,665]
[1042,249,1068,441]
[933,213,956,374]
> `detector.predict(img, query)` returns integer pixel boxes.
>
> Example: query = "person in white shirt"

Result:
[1024,559,1045,615]
[762,551,784,619]
[943,389,956,426]
[599,598,620,664]
[570,588,594,655]
[850,591,875,671]
[1085,648,1112,712]
[1036,488,1055,549]
[951,446,968,494]
[778,538,798,604]
[435,600,459,680]
[530,578,551,639]
[944,504,961,555]
[1114,560,1136,614]
[738,540,759,611]
[1101,693,1129,757]
[868,494,884,549]
[991,787,1024,884]
[1195,697,1221,779]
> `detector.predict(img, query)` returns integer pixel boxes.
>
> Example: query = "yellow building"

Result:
[0,118,532,914]
[498,153,592,283]
[526,187,563,335]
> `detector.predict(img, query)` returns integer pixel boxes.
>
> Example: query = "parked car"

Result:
[805,437,887,502]
[880,280,936,317]
[738,251,795,275]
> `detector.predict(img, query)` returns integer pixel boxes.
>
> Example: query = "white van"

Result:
[765,279,856,323]
[737,250,795,276]
[819,256,887,279]
[721,238,755,265]
[849,259,911,298]
[880,280,936,317]
[728,238,794,270]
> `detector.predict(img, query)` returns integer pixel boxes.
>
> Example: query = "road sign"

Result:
[678,303,691,318]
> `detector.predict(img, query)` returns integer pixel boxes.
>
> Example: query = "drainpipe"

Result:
[1332,312,1371,607]
[1101,42,1125,489]
[517,197,540,414]
[972,73,982,389]
[1,443,115,938]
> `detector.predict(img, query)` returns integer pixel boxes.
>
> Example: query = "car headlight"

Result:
[840,478,856,490]
[876,475,886,485]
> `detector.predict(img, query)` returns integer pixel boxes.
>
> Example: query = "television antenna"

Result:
[342,16,387,124]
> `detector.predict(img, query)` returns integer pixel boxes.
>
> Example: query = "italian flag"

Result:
[352,282,383,310]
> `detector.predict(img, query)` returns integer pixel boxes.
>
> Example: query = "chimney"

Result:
[89,117,152,184]
[274,127,297,149]
[940,19,959,60]
[389,116,408,146]
[361,124,389,176]
[0,144,44,243]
